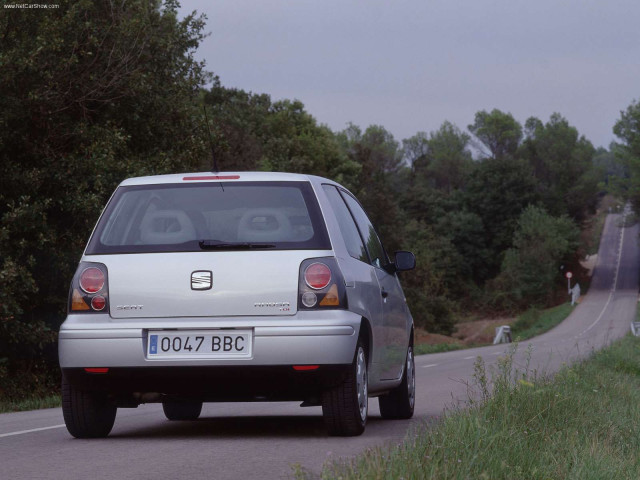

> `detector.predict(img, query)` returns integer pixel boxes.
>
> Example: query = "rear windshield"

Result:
[85,181,331,254]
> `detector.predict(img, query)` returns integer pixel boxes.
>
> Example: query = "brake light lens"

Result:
[298,258,347,310]
[79,267,105,293]
[304,263,331,290]
[183,175,240,181]
[69,262,109,313]
[91,295,106,311]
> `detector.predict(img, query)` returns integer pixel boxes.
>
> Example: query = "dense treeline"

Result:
[202,90,600,330]
[0,0,210,397]
[0,1,629,400]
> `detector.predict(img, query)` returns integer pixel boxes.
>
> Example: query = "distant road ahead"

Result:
[0,212,638,480]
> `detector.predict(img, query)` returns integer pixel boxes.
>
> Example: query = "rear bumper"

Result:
[61,365,351,401]
[59,310,361,369]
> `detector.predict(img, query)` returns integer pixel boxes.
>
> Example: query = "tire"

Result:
[379,344,415,419]
[162,400,203,421]
[62,377,117,438]
[322,340,368,436]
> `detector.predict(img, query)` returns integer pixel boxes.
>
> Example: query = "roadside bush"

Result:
[491,205,580,309]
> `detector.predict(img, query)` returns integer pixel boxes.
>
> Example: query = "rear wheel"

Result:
[62,377,117,438]
[322,340,368,436]
[379,344,415,419]
[162,400,203,421]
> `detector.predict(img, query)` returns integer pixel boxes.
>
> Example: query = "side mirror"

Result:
[386,251,415,273]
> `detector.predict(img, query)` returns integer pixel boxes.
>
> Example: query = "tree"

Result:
[435,210,492,285]
[402,132,429,173]
[203,85,360,189]
[203,84,271,171]
[468,109,523,159]
[492,206,580,308]
[401,122,473,241]
[464,156,538,279]
[0,0,210,396]
[337,124,403,249]
[613,100,640,211]
[408,121,473,194]
[400,220,458,335]
[520,113,597,221]
[592,144,627,189]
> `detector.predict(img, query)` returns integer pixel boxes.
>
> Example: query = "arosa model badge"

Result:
[191,270,212,290]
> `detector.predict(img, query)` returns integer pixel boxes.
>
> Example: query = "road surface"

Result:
[1,212,638,480]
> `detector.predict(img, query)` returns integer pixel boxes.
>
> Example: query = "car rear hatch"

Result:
[93,251,334,318]
[83,179,332,319]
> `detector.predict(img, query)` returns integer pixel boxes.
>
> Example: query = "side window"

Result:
[339,191,387,269]
[323,185,368,263]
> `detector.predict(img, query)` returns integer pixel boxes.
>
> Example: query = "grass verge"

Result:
[303,335,640,479]
[416,304,575,356]
[413,343,468,355]
[0,394,61,414]
[511,302,575,340]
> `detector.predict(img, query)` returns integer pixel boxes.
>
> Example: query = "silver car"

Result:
[59,172,416,437]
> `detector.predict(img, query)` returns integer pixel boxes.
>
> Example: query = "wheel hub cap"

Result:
[356,347,368,421]
[407,347,415,409]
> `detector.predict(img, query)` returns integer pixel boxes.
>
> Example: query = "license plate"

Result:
[147,330,252,359]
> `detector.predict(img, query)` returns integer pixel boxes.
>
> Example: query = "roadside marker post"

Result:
[571,283,581,306]
[493,326,512,345]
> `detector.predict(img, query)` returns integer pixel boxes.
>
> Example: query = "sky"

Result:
[178,0,640,149]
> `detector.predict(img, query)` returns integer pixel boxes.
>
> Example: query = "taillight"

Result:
[91,296,106,311]
[304,263,331,289]
[68,262,109,313]
[79,267,105,294]
[183,175,240,181]
[298,258,347,310]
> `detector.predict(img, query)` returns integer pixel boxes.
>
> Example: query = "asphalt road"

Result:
[1,211,638,480]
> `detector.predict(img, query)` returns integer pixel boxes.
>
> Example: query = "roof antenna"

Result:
[203,104,219,173]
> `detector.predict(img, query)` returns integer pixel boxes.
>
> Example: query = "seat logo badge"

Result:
[191,270,213,290]
[116,305,143,310]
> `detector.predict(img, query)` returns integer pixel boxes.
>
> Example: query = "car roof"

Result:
[119,171,337,187]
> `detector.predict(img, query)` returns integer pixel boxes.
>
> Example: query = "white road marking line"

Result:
[422,364,438,368]
[580,213,626,336]
[463,356,475,360]
[0,424,66,438]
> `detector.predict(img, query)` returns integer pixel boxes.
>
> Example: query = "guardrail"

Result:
[631,322,640,337]
[493,326,512,345]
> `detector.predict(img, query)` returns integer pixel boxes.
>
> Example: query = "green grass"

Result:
[588,205,609,255]
[413,343,467,355]
[0,395,61,414]
[304,336,640,480]
[415,304,574,356]
[511,302,575,340]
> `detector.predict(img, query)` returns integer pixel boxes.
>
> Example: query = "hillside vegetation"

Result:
[1,1,636,403]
